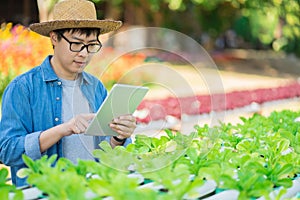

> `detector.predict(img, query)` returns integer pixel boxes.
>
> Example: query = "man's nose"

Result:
[78,45,89,56]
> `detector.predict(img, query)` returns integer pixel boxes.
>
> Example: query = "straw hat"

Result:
[29,0,122,37]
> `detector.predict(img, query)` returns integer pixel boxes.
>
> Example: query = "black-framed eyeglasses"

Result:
[58,33,102,53]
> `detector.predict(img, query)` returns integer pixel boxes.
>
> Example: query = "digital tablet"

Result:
[84,84,149,136]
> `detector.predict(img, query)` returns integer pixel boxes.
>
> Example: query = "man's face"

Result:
[50,30,100,79]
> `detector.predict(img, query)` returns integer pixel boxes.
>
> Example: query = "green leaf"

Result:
[135,135,153,149]
[247,176,273,198]
[293,132,300,153]
[245,161,266,175]
[22,154,37,171]
[0,168,8,183]
[275,178,293,188]
[274,163,294,179]
[183,177,204,199]
[16,168,31,179]
[125,143,136,152]
[236,139,252,152]
[12,190,24,200]
[48,154,58,165]
[186,148,199,162]
[0,188,10,200]
[276,139,290,153]
[165,140,177,152]
[151,137,162,149]
[240,172,260,191]
[295,132,300,144]
[219,174,237,189]
[274,188,288,200]
[278,129,294,141]
[88,178,111,197]
[98,141,113,152]
[165,129,174,139]
[137,146,150,153]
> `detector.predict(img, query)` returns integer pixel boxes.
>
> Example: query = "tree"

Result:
[36,0,300,55]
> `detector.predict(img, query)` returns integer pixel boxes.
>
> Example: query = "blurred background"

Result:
[1,0,299,54]
[0,0,300,104]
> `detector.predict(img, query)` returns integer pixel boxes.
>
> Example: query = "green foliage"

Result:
[93,130,195,173]
[141,164,205,199]
[193,110,300,198]
[218,162,273,199]
[85,162,157,200]
[15,110,300,199]
[0,70,15,101]
[19,154,88,200]
[0,168,23,200]
[92,0,300,55]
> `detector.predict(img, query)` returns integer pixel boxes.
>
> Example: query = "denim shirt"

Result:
[0,56,131,187]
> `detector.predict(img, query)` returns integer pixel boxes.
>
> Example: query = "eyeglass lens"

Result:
[59,33,102,53]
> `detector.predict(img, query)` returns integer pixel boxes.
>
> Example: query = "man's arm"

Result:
[39,114,95,152]
[0,81,34,166]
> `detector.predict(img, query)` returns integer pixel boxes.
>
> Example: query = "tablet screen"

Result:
[84,84,149,136]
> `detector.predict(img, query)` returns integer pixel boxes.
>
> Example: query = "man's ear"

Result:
[49,31,58,44]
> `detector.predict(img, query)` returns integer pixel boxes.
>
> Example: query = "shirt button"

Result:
[57,82,62,85]
[56,97,60,101]
[55,117,59,122]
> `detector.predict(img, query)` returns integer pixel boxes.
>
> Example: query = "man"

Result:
[0,0,136,187]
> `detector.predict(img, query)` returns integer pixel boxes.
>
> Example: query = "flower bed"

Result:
[4,110,300,200]
[0,23,52,100]
[0,23,52,76]
[136,82,300,124]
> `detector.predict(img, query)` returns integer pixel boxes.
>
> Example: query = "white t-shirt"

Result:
[60,75,95,164]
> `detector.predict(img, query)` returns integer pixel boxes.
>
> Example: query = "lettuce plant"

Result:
[0,168,23,200]
[16,110,300,200]
[18,155,88,200]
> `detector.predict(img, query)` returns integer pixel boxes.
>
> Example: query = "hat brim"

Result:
[29,19,122,37]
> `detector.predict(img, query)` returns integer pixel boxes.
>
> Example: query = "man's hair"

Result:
[54,28,101,41]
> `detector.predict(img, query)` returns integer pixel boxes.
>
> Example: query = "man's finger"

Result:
[84,113,96,120]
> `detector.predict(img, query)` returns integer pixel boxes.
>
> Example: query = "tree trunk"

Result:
[104,1,122,20]
[37,0,60,22]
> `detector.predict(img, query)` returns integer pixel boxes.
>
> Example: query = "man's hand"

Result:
[64,113,95,136]
[109,114,137,140]
[40,113,95,153]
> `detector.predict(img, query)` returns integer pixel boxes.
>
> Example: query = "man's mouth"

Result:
[75,61,86,67]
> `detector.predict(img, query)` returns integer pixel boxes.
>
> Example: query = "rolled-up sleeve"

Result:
[24,131,42,160]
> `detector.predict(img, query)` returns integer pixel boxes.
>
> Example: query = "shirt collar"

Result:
[81,72,92,85]
[41,55,91,84]
[41,55,58,82]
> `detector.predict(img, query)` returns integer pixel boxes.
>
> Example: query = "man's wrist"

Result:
[112,136,126,143]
